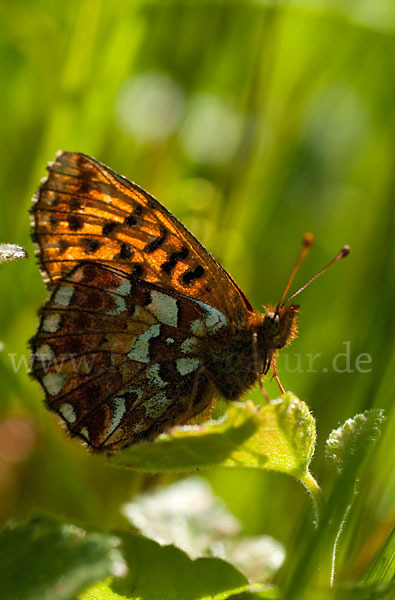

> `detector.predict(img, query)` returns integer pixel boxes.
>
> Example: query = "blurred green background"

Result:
[0,0,394,585]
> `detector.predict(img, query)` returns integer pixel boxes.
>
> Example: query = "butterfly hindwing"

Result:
[30,262,230,450]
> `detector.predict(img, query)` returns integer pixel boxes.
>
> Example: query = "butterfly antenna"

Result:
[275,233,315,314]
[282,244,350,306]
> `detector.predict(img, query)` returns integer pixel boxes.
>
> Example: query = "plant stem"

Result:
[300,471,324,527]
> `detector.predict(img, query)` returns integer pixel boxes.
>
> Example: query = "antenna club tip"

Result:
[340,245,350,258]
[303,232,315,247]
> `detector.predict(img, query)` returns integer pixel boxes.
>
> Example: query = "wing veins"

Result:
[43,355,135,406]
[68,357,145,432]
[37,187,135,219]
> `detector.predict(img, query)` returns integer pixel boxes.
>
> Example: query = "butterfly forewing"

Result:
[32,151,253,328]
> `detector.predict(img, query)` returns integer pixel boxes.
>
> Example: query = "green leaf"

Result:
[319,410,387,589]
[112,399,259,471]
[325,409,385,474]
[112,394,316,479]
[123,476,285,582]
[112,394,320,517]
[113,393,321,522]
[123,476,241,558]
[0,515,127,600]
[79,533,262,600]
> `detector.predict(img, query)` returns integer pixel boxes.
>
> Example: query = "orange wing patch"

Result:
[32,151,254,327]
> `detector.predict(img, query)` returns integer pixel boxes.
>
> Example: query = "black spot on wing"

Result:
[70,197,81,210]
[124,215,137,227]
[161,246,189,275]
[182,265,205,285]
[83,238,100,254]
[102,221,117,235]
[119,243,134,260]
[124,206,143,227]
[144,225,167,253]
[78,180,90,194]
[130,264,144,278]
[68,215,83,231]
[142,291,151,306]
[58,239,70,254]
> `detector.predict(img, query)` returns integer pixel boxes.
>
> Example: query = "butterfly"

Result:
[30,151,349,452]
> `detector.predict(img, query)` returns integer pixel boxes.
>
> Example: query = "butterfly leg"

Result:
[252,332,270,402]
[272,370,285,394]
[191,403,213,425]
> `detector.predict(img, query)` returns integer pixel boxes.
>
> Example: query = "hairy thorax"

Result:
[203,305,299,401]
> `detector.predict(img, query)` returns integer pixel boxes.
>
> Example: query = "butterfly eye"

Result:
[263,311,281,337]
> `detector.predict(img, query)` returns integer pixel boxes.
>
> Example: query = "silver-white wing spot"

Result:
[106,397,127,438]
[36,344,55,361]
[59,403,77,424]
[42,372,66,396]
[114,280,132,296]
[80,426,90,441]
[148,291,178,327]
[190,319,205,336]
[127,323,161,363]
[147,363,168,388]
[180,337,198,354]
[42,313,62,333]
[106,295,126,315]
[54,285,74,307]
[176,357,201,375]
[190,300,227,336]
[200,304,227,332]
